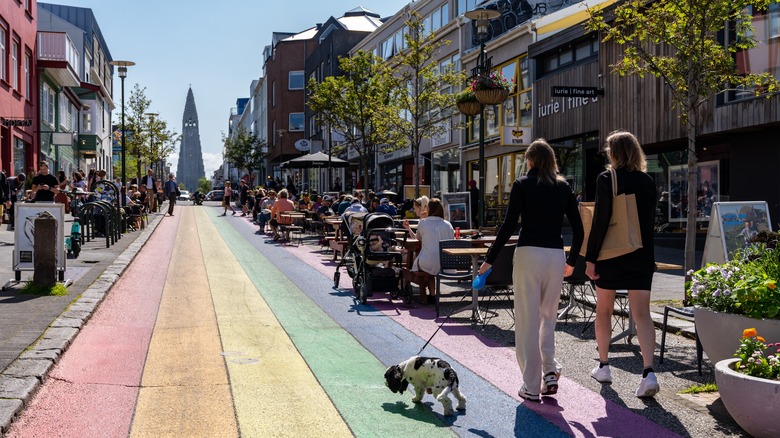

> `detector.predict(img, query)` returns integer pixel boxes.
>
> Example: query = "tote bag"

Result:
[579,168,643,260]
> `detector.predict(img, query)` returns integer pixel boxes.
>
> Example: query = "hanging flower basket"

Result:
[457,101,482,116]
[475,88,510,105]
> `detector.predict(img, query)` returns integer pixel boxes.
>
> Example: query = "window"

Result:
[309,115,318,136]
[272,120,276,147]
[381,37,393,60]
[289,113,304,131]
[12,40,19,90]
[84,52,92,83]
[24,52,30,99]
[0,26,6,82]
[426,3,450,33]
[457,0,476,15]
[288,71,304,90]
[41,83,55,126]
[60,93,69,130]
[272,81,276,107]
[537,37,599,77]
[14,138,26,176]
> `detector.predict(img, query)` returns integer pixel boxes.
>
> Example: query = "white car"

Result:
[177,190,190,201]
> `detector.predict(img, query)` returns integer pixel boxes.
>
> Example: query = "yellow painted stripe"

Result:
[130,209,238,437]
[536,0,616,36]
[194,208,352,436]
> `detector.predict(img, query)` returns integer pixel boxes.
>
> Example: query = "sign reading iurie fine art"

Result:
[701,201,772,268]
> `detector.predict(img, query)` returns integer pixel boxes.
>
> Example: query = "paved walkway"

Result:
[1,204,743,437]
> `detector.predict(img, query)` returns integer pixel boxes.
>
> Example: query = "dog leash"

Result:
[417,287,473,355]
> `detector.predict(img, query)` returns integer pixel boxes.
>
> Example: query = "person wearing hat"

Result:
[376,197,397,216]
[337,195,353,216]
[469,179,480,227]
[317,195,335,220]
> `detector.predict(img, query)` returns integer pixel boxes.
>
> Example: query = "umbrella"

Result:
[280,151,349,169]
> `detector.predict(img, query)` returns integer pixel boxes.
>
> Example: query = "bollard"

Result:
[33,211,58,287]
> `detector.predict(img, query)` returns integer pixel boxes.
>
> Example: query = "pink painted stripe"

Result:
[280,235,678,438]
[7,215,181,437]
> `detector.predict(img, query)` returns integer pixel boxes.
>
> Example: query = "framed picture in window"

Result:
[668,160,719,222]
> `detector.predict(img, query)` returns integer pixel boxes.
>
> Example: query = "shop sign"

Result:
[538,96,598,119]
[551,86,604,97]
[294,139,311,152]
[2,119,33,127]
[51,132,75,145]
[377,146,411,164]
[501,126,532,146]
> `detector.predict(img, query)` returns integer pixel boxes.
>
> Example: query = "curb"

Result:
[0,214,165,436]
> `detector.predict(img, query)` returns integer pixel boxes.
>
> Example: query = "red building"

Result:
[0,0,38,176]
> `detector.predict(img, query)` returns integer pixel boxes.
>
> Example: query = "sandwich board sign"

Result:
[441,192,471,230]
[701,201,771,267]
[12,203,67,280]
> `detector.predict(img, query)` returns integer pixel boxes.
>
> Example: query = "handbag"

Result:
[579,168,643,260]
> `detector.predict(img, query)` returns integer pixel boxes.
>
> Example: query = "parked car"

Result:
[177,190,190,201]
[205,190,224,201]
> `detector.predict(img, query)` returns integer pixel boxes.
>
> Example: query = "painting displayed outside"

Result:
[716,202,772,260]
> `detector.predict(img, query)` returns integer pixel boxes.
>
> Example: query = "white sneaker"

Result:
[591,364,612,383]
[517,385,540,402]
[541,371,559,395]
[635,372,660,398]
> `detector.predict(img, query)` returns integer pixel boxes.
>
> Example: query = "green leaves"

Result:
[223,128,266,178]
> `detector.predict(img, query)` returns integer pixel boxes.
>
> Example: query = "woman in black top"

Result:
[478,140,584,402]
[585,131,659,398]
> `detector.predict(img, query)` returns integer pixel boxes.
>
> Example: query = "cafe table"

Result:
[441,247,490,322]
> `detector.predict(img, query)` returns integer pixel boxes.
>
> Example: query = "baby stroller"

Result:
[351,212,405,304]
[333,211,367,289]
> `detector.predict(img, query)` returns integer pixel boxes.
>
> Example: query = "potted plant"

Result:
[456,89,481,116]
[470,71,513,105]
[689,239,780,363]
[715,328,780,438]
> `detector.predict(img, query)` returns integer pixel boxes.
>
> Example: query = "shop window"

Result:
[14,138,26,176]
[432,147,461,195]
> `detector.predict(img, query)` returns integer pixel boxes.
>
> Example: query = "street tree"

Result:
[147,115,180,181]
[384,11,466,199]
[197,177,212,194]
[222,127,266,185]
[587,0,780,279]
[307,50,399,192]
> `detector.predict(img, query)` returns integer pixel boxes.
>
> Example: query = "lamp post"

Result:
[145,112,159,180]
[109,60,134,207]
[464,9,501,228]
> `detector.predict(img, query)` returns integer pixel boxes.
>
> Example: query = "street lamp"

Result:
[464,9,501,227]
[109,60,135,207]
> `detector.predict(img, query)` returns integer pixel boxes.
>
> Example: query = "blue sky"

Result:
[49,0,411,177]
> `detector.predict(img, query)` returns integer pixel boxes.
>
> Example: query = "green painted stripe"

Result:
[202,209,455,437]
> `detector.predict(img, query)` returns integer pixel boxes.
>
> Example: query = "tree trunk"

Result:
[413,146,420,200]
[684,110,698,301]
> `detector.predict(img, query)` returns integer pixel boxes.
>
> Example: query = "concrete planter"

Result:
[715,358,780,438]
[695,307,780,364]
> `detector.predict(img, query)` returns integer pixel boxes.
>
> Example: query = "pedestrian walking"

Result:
[584,130,659,398]
[239,180,249,216]
[163,173,180,216]
[221,181,236,216]
[478,139,584,402]
[6,173,25,229]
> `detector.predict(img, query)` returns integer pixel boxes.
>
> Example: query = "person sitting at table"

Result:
[410,199,454,301]
[412,196,429,219]
[269,189,295,241]
[311,194,322,211]
[317,195,335,220]
[298,192,311,211]
[256,190,276,234]
[368,198,380,213]
[342,197,367,217]
[376,198,397,216]
[337,195,352,215]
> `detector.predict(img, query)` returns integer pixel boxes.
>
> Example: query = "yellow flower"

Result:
[768,282,777,290]
[744,328,758,338]
[757,336,766,343]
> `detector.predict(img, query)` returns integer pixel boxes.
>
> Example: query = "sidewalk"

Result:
[0,210,165,433]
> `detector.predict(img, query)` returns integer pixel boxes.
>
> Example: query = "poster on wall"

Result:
[701,201,771,267]
[668,160,719,222]
[403,185,431,201]
[441,192,471,230]
[13,203,66,272]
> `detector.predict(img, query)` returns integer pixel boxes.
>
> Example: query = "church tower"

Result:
[177,87,206,191]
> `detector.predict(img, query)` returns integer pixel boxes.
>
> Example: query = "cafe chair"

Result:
[435,239,474,317]
[480,244,515,328]
[558,257,596,331]
[660,305,703,375]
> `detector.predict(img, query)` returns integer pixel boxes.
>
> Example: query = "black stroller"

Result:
[347,212,406,304]
[333,211,367,289]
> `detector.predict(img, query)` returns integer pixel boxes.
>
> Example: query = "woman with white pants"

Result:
[478,140,584,402]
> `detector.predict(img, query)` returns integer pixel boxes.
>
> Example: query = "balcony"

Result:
[37,32,80,87]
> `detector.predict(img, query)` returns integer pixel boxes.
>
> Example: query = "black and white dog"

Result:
[384,356,466,416]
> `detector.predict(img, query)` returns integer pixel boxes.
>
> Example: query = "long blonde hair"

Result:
[525,139,565,185]
[605,131,647,172]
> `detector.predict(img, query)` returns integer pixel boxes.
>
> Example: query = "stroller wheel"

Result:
[360,282,369,304]
[333,271,340,288]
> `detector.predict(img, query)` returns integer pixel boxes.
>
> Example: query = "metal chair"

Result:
[660,305,703,375]
[558,257,596,332]
[435,239,473,317]
[480,244,515,328]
